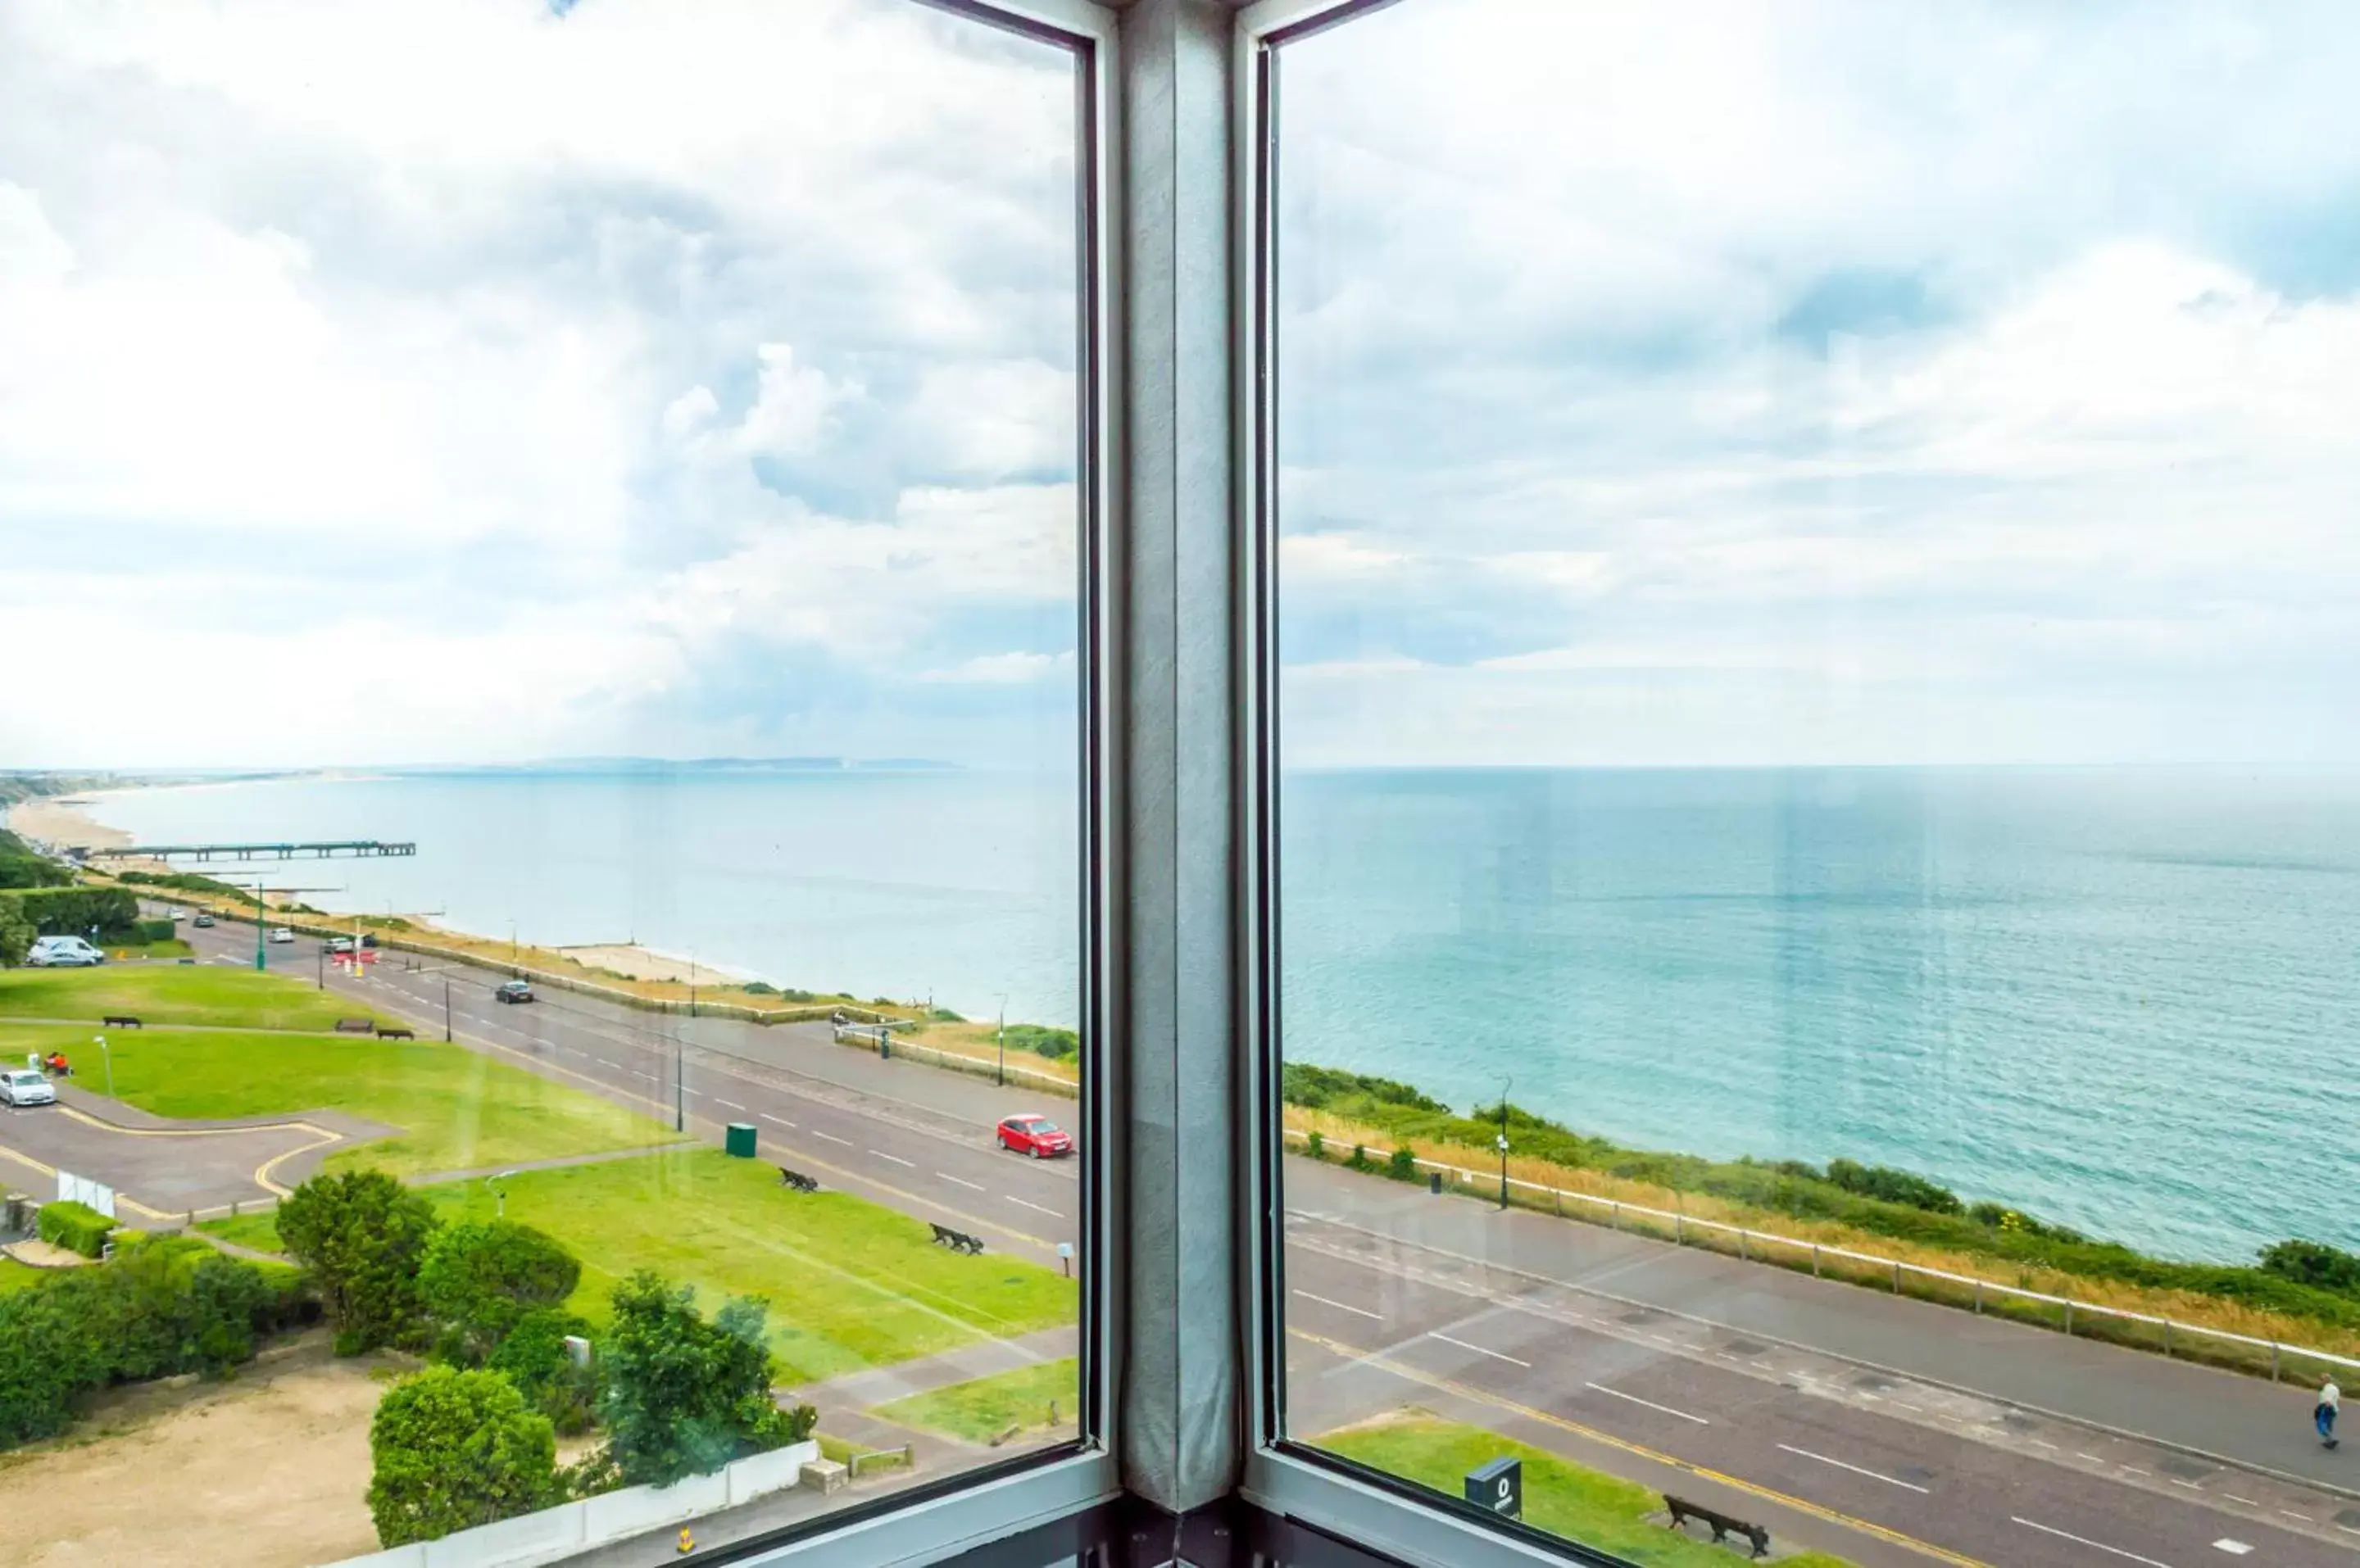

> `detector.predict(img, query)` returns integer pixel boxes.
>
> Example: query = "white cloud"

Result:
[1280,532,1406,582]
[906,359,1075,478]
[919,650,1074,685]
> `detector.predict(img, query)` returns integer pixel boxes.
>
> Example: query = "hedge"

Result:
[37,1200,115,1258]
[0,886,140,940]
[0,1235,312,1447]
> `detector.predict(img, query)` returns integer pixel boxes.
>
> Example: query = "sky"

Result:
[1275,0,2360,768]
[0,0,1082,769]
[2,0,2357,772]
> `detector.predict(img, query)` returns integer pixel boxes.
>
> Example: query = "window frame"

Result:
[715,0,1126,1560]
[1232,2,1644,1562]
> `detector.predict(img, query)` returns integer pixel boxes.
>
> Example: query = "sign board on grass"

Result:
[1466,1456,1522,1520]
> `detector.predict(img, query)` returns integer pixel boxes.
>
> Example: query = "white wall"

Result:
[326,1441,819,1568]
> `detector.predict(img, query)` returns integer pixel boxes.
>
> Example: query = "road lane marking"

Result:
[1007,1195,1063,1217]
[2011,1516,2173,1568]
[2220,1493,2257,1507]
[2212,1542,2251,1557]
[1293,1290,1381,1322]
[2279,1509,2308,1521]
[1430,1332,1529,1368]
[2119,1466,2152,1476]
[1777,1444,1930,1493]
[715,1099,747,1111]
[1290,1328,1989,1568]
[811,1131,853,1147]
[2078,1453,2107,1463]
[2028,1439,2059,1451]
[1585,1381,1708,1425]
[2168,1479,2202,1491]
[761,1114,796,1131]
[937,1172,985,1191]
[872,1151,915,1167]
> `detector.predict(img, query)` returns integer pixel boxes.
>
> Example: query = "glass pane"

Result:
[0,1,1087,1562]
[1268,5,2360,1567]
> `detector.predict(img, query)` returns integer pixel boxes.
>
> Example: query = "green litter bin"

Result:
[724,1122,758,1159]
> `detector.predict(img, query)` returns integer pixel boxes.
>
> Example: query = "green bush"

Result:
[598,1271,799,1487]
[2261,1239,2360,1298]
[369,1366,561,1547]
[488,1309,598,1434]
[740,981,777,996]
[1386,1146,1419,1181]
[1827,1158,1964,1216]
[1305,1131,1324,1160]
[928,1005,967,1023]
[1282,1063,1448,1114]
[0,852,70,890]
[0,886,139,940]
[1002,1024,1078,1060]
[420,1221,580,1361]
[38,1201,114,1258]
[0,1235,303,1448]
[126,918,178,945]
[278,1170,441,1354]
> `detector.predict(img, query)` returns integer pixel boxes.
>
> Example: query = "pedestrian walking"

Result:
[2317,1377,2340,1450]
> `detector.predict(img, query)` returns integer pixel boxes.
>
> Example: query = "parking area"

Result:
[0,1085,392,1220]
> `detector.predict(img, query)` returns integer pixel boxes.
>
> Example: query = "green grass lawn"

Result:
[1313,1417,1856,1568]
[0,1258,46,1295]
[0,1022,668,1177]
[100,940,194,962]
[0,963,398,1033]
[417,1149,1078,1384]
[874,1357,1078,1444]
[208,1149,1079,1384]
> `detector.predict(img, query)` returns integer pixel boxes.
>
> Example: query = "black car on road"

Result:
[496,980,534,1004]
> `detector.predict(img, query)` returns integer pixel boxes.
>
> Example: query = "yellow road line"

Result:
[0,1137,177,1222]
[1290,1328,1992,1568]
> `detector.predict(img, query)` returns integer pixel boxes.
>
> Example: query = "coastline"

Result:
[2,795,129,851]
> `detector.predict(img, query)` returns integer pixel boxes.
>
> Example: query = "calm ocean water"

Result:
[87,766,2360,1263]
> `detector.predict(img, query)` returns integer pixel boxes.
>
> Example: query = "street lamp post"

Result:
[253,882,266,971]
[674,1036,684,1133]
[443,977,453,1042]
[1495,1075,1513,1211]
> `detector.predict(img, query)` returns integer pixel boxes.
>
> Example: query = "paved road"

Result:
[165,922,2360,1566]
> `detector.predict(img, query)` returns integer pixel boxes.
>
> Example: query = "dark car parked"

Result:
[496,980,534,1004]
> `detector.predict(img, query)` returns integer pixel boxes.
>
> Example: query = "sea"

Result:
[82,764,2360,1265]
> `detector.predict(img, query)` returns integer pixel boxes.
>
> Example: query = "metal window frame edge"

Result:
[712,0,1124,1557]
[1230,2,1625,1563]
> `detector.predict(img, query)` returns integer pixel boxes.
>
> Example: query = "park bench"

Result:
[100,1015,141,1029]
[929,1222,986,1255]
[1663,1496,1768,1559]
[375,1026,415,1041]
[334,1018,374,1035]
[777,1167,820,1194]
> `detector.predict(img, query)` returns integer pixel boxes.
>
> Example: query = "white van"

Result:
[25,936,105,968]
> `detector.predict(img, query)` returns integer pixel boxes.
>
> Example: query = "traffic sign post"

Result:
[1465,1456,1522,1520]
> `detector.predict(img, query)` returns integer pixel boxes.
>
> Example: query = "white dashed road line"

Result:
[715,1099,747,1112]
[1584,1381,1709,1425]
[872,1151,914,1168]
[811,1131,853,1147]
[1006,1196,1063,1218]
[1429,1333,1529,1368]
[2011,1516,2173,1568]
[937,1172,986,1191]
[1292,1290,1381,1322]
[2212,1541,2253,1557]
[1776,1444,1930,1494]
[761,1114,796,1131]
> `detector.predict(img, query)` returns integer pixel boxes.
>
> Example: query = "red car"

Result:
[996,1113,1073,1158]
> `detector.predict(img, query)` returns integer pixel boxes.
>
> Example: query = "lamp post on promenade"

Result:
[1495,1076,1512,1211]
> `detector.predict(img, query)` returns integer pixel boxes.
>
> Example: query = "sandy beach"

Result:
[2,795,129,851]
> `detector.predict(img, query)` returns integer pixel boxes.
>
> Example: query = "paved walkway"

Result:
[787,1326,1075,1412]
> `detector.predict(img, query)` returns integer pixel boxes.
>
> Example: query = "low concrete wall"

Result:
[327,1440,819,1568]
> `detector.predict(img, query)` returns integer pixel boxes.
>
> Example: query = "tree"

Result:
[0,902,33,968]
[597,1271,807,1487]
[368,1366,561,1547]
[487,1308,598,1434]
[420,1221,581,1360]
[277,1171,440,1353]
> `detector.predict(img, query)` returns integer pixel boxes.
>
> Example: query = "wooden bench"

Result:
[1664,1496,1768,1558]
[334,1018,374,1035]
[929,1222,986,1255]
[100,1015,141,1029]
[777,1167,820,1194]
[374,1026,415,1041]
